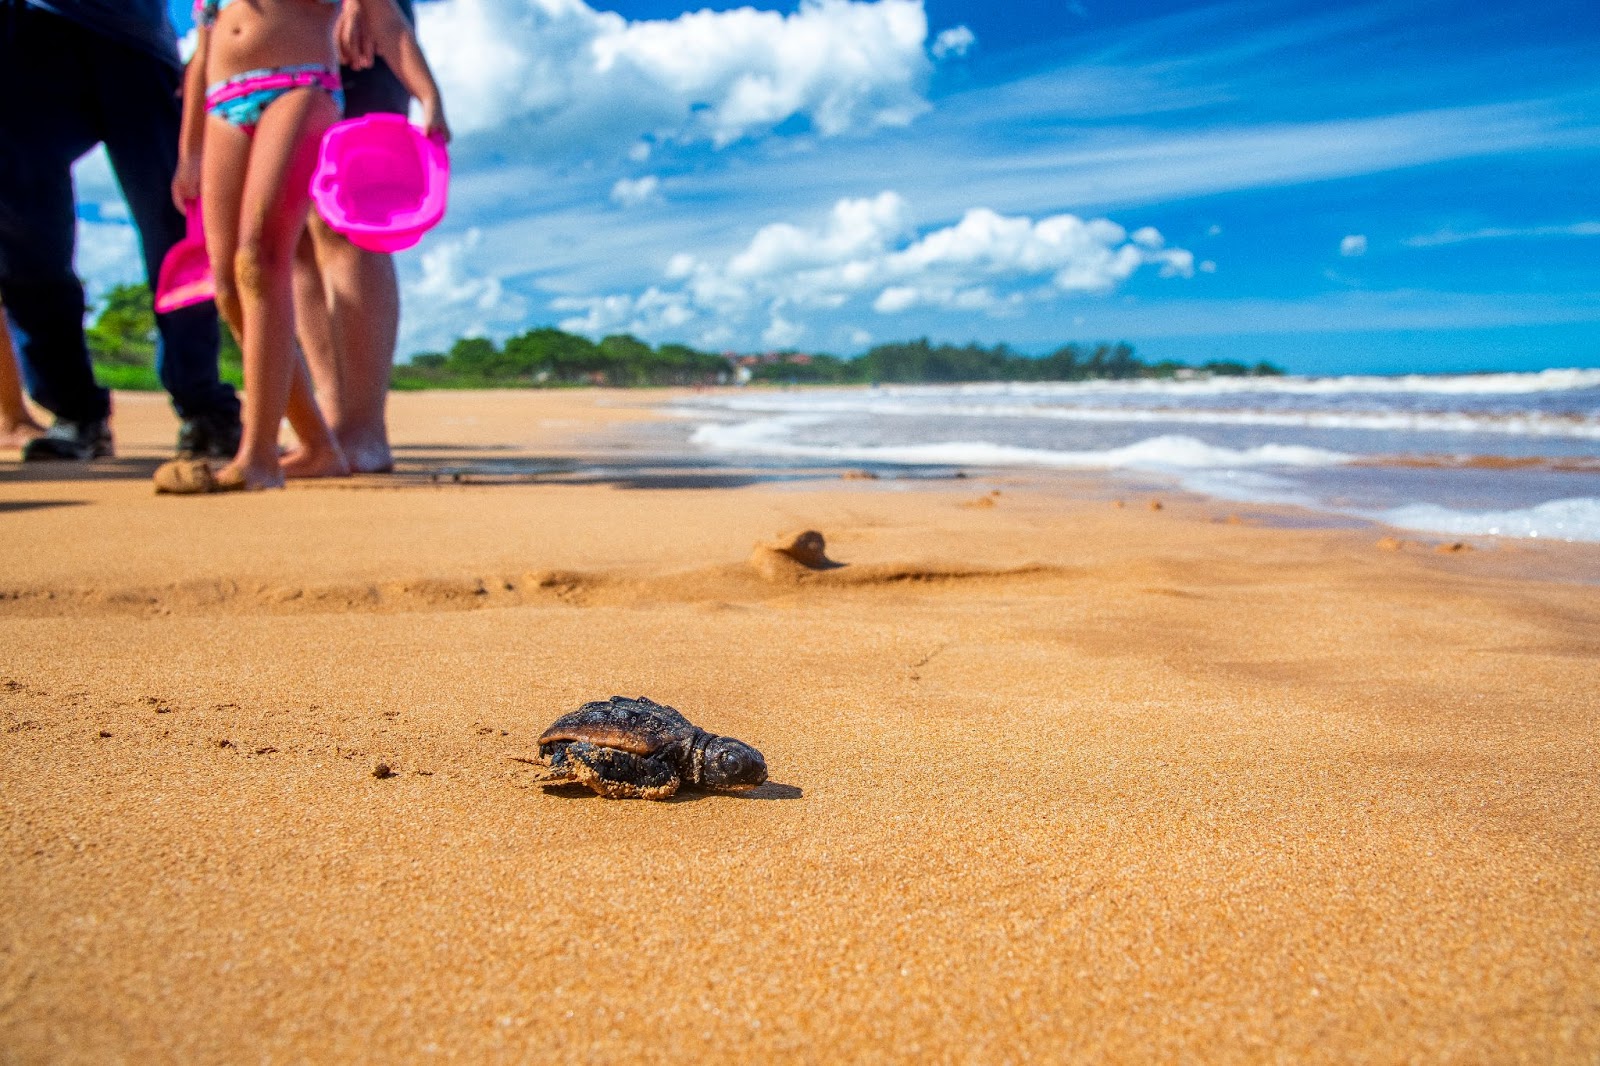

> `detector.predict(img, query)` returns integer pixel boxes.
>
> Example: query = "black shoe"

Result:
[176,411,242,460]
[21,419,113,462]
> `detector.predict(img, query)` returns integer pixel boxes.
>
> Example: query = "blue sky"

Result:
[136,0,1600,373]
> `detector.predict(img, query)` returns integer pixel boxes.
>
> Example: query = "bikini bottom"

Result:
[205,64,344,135]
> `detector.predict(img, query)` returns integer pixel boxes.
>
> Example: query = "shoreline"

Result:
[3,389,1598,1061]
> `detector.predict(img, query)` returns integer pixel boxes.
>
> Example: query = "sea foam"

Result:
[690,420,1353,471]
[1377,498,1600,543]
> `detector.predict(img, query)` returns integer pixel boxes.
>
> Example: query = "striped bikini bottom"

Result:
[205,64,344,134]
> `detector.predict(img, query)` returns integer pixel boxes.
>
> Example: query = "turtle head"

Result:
[699,736,767,791]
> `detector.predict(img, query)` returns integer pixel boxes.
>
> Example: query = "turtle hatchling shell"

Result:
[537,696,696,756]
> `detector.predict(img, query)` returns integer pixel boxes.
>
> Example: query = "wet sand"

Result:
[2,389,1598,1062]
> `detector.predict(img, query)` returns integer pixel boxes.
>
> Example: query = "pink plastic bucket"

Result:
[153,205,214,313]
[312,115,449,253]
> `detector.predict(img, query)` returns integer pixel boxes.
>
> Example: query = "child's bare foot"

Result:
[281,443,350,479]
[336,428,392,474]
[0,419,45,449]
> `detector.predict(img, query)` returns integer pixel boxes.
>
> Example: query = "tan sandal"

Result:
[153,459,247,494]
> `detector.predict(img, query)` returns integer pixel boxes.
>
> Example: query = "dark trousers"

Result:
[0,5,238,425]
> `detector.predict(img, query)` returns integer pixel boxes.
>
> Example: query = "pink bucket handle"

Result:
[185,203,205,243]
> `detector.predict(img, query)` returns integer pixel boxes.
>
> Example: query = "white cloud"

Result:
[762,314,805,348]
[873,286,918,313]
[67,148,144,303]
[74,220,143,302]
[930,25,975,59]
[552,193,1194,347]
[553,285,694,338]
[418,0,939,150]
[400,229,529,350]
[610,175,662,207]
[1340,234,1368,257]
[1403,221,1600,247]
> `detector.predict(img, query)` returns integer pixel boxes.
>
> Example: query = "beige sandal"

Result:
[153,459,247,494]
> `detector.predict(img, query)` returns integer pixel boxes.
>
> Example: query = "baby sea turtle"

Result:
[531,696,767,800]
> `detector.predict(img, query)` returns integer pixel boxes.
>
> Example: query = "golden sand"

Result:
[2,389,1597,1062]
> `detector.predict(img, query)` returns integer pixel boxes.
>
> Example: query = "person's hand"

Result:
[337,0,376,70]
[172,155,201,214]
[421,100,451,146]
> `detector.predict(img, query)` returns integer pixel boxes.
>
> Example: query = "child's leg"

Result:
[228,88,343,488]
[201,120,252,357]
[293,227,340,408]
[0,301,46,447]
[280,348,348,477]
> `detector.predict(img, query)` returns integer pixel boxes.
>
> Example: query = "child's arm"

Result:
[172,26,210,211]
[354,0,451,143]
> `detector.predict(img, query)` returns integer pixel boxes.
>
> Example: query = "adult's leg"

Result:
[96,38,239,430]
[228,88,344,488]
[295,56,412,474]
[305,215,398,472]
[0,7,108,427]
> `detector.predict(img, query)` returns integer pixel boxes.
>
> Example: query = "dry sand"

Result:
[2,389,1597,1063]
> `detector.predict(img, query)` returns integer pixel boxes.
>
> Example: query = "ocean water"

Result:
[673,369,1600,543]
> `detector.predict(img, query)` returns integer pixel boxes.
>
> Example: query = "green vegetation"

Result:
[393,328,731,389]
[85,283,241,390]
[754,339,1282,384]
[80,286,1283,390]
[399,332,1282,387]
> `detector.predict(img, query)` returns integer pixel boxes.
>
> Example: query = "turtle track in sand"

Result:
[0,531,1073,619]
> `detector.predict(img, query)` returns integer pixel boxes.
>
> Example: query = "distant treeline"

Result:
[744,339,1283,385]
[78,284,1283,390]
[399,332,1282,388]
[397,330,730,389]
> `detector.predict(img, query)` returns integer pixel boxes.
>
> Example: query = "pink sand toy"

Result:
[153,204,215,313]
[311,114,449,253]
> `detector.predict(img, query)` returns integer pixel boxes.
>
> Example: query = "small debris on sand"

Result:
[960,495,997,509]
[1148,500,1165,511]
[1436,542,1473,554]
[1376,536,1410,551]
[1113,500,1125,509]
[372,763,397,780]
[98,730,112,739]
[750,529,842,581]
[216,739,235,749]
[840,469,879,481]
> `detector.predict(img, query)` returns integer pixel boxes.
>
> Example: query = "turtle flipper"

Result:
[561,742,681,800]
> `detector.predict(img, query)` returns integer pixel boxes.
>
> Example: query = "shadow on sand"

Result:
[0,499,89,514]
[538,780,804,803]
[3,448,969,494]
[0,458,162,484]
